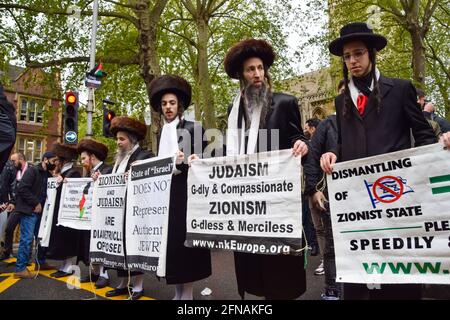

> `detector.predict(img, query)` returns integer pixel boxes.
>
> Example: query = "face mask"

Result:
[46,163,56,171]
[15,162,22,170]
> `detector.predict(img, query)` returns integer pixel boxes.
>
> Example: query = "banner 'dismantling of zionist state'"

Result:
[57,178,93,230]
[327,143,450,284]
[89,173,127,269]
[125,156,175,274]
[186,149,303,255]
[38,177,58,247]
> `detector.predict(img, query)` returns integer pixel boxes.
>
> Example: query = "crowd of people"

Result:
[1,22,450,300]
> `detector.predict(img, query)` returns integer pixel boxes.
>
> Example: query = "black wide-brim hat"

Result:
[329,22,387,56]
[224,39,275,79]
[110,116,147,141]
[77,138,108,161]
[149,75,192,112]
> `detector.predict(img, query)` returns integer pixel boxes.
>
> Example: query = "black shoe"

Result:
[105,287,130,297]
[130,290,144,300]
[95,276,110,289]
[50,270,74,278]
[80,273,99,283]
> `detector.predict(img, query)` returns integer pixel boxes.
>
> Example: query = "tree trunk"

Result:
[133,0,167,154]
[197,17,216,129]
[410,28,426,87]
[405,0,426,87]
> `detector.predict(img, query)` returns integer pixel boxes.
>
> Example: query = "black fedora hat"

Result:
[329,22,387,56]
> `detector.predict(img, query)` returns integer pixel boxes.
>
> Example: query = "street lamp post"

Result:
[86,0,99,138]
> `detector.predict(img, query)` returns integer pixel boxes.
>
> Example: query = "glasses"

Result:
[342,49,367,62]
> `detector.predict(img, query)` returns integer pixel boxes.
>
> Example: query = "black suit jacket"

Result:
[229,92,307,152]
[333,75,436,162]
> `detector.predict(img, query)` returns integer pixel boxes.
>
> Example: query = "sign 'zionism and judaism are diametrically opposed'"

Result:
[327,143,450,284]
[89,173,127,269]
[57,178,94,230]
[186,149,303,255]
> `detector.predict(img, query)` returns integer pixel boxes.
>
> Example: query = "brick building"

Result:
[1,65,62,163]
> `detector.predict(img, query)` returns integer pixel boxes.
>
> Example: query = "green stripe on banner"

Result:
[431,186,450,195]
[429,174,450,184]
[341,226,422,234]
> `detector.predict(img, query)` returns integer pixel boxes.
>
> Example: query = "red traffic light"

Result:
[65,91,77,104]
[106,110,115,121]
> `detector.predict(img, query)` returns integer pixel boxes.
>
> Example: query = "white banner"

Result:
[90,173,127,269]
[38,178,58,247]
[125,156,174,273]
[327,143,450,284]
[186,149,303,255]
[57,178,93,230]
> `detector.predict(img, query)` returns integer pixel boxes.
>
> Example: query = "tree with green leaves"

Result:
[0,0,301,153]
[327,0,449,116]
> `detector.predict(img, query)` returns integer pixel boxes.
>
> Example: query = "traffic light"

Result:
[64,91,79,144]
[102,100,115,137]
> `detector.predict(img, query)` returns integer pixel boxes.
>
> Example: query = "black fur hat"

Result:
[149,75,192,112]
[52,142,78,161]
[110,116,147,141]
[224,39,275,79]
[77,139,108,161]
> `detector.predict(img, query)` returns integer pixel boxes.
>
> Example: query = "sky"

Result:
[282,0,329,75]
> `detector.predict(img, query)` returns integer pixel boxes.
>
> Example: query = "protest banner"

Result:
[186,149,303,255]
[57,178,93,230]
[327,143,450,284]
[38,178,59,247]
[125,156,174,274]
[90,173,127,269]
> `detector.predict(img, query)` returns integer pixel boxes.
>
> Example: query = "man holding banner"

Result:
[105,116,154,300]
[46,143,82,278]
[149,75,211,300]
[321,22,439,299]
[203,38,309,300]
[77,139,112,288]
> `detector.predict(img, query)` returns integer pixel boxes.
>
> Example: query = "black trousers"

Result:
[2,211,20,255]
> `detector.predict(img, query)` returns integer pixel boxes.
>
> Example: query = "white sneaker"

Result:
[314,260,324,275]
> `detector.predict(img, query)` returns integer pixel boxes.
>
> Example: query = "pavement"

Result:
[1,251,448,300]
[0,251,326,300]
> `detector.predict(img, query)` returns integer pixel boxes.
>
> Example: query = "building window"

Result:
[16,136,44,163]
[19,97,45,124]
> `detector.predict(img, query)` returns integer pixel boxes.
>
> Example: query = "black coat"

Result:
[231,92,307,299]
[304,115,338,196]
[0,85,16,174]
[77,162,113,265]
[46,166,81,260]
[126,147,154,172]
[333,76,436,162]
[230,93,306,152]
[14,164,51,215]
[0,160,16,203]
[163,120,212,284]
